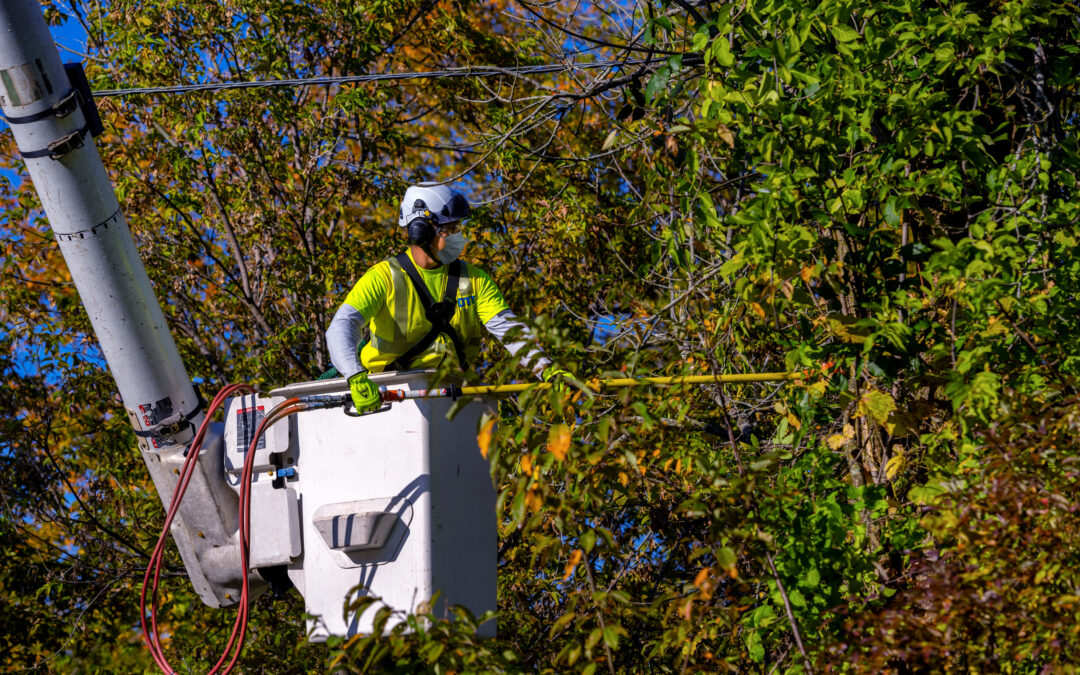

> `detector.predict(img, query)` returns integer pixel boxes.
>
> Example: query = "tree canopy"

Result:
[2,0,1079,672]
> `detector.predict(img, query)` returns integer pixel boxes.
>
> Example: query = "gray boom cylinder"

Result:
[0,0,199,445]
[0,0,260,608]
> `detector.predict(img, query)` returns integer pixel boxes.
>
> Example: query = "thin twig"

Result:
[766,552,814,673]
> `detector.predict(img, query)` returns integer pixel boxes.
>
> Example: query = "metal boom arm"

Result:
[0,0,264,608]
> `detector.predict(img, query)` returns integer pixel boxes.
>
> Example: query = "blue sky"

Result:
[50,7,90,61]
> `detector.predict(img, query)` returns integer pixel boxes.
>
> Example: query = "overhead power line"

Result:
[92,59,653,98]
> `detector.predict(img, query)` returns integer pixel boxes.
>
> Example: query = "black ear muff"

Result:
[407,217,436,247]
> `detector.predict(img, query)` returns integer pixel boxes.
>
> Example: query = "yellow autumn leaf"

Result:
[979,315,1008,338]
[694,567,711,588]
[547,423,571,461]
[827,314,868,343]
[525,489,543,513]
[858,389,897,426]
[749,302,767,320]
[885,446,906,480]
[520,454,533,477]
[826,423,855,450]
[717,123,735,148]
[695,567,716,599]
[805,380,828,399]
[563,549,583,580]
[477,417,496,459]
[786,412,802,430]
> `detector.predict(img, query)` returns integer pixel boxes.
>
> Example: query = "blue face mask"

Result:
[435,232,467,264]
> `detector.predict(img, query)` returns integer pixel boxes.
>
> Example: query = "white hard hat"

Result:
[398,183,471,228]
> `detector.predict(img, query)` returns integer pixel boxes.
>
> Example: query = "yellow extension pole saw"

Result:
[337,371,809,416]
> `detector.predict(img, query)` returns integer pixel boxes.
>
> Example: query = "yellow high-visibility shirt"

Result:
[343,249,510,372]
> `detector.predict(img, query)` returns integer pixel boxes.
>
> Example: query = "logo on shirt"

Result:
[457,295,477,309]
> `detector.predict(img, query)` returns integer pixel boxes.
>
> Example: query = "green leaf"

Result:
[511,489,526,524]
[692,28,710,51]
[425,643,445,663]
[884,198,901,226]
[747,629,765,663]
[586,627,603,650]
[788,588,807,608]
[602,624,623,648]
[716,546,737,572]
[711,38,735,67]
[830,24,860,42]
[858,389,896,426]
[645,66,671,103]
[580,529,597,553]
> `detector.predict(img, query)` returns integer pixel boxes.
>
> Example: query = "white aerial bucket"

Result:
[223,370,497,640]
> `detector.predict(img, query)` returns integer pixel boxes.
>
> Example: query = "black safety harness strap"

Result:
[390,253,469,371]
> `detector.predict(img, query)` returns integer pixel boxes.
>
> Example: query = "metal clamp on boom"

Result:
[12,63,104,161]
[0,86,78,124]
[20,124,90,160]
[133,398,204,446]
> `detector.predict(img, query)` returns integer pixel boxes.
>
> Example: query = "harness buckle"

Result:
[426,300,456,326]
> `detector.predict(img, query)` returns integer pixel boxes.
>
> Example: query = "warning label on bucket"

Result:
[236,406,266,452]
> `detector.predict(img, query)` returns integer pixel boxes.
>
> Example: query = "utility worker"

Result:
[327,183,564,414]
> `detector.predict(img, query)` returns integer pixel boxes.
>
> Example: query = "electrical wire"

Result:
[92,59,652,98]
[140,386,305,675]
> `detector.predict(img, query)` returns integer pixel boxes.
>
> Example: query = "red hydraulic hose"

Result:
[219,398,304,674]
[141,383,252,672]
[140,386,304,675]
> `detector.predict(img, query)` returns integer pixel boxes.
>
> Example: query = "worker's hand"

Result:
[348,372,381,414]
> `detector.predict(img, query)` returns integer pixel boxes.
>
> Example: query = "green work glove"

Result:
[348,372,381,414]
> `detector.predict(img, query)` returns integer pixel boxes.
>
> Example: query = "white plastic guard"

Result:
[249,482,302,568]
[311,497,414,569]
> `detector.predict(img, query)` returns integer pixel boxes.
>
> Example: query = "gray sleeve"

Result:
[326,304,368,379]
[484,310,550,376]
